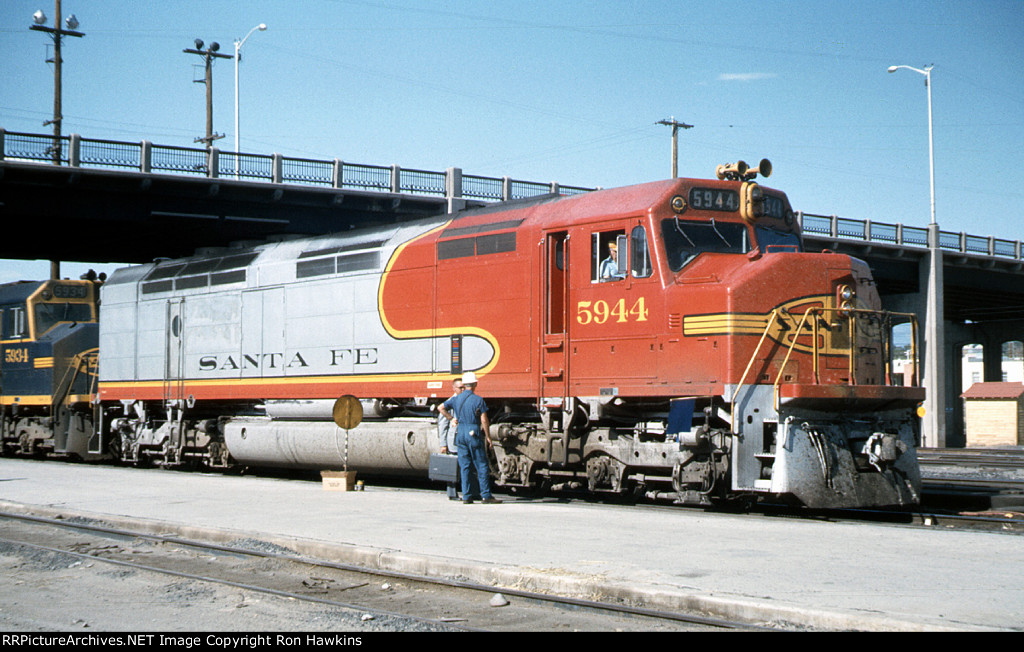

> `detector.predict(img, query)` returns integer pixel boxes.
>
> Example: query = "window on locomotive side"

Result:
[630,226,653,279]
[592,231,626,283]
[9,306,28,339]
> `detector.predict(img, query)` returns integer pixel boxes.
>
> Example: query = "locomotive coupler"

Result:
[862,432,908,472]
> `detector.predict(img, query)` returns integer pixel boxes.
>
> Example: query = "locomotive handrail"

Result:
[772,307,818,410]
[884,311,920,388]
[51,349,98,420]
[771,306,921,411]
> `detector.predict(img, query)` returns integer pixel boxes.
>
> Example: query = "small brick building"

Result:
[961,382,1024,447]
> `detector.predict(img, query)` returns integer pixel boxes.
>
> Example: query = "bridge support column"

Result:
[947,321,1024,447]
[983,340,1005,383]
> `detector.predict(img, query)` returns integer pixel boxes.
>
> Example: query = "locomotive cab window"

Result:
[34,302,94,337]
[630,225,653,279]
[660,218,750,272]
[592,231,627,283]
[755,225,802,254]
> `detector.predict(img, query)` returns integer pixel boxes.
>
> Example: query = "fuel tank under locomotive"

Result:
[221,400,440,474]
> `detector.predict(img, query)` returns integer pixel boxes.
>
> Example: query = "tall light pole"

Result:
[888,63,944,448]
[30,1,85,166]
[234,23,267,175]
[888,65,935,224]
[657,117,693,178]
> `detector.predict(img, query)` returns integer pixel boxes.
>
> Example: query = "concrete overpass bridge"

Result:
[0,128,592,264]
[3,128,1022,447]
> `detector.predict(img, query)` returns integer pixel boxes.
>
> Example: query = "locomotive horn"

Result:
[717,159,772,181]
[716,160,749,180]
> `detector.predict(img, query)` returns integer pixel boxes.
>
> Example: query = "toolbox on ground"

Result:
[428,453,459,483]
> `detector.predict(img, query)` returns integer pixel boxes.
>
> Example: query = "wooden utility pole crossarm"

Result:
[657,117,693,178]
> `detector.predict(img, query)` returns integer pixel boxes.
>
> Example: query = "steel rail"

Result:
[0,510,759,631]
[0,520,478,632]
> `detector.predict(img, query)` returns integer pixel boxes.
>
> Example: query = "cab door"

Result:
[569,221,657,394]
[163,299,184,404]
[540,231,569,401]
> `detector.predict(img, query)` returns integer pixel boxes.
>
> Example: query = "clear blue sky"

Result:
[2,0,1022,283]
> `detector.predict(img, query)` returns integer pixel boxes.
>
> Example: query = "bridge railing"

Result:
[799,212,1024,262]
[0,129,595,203]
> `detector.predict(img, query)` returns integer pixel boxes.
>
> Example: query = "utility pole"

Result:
[657,117,693,178]
[31,1,84,279]
[30,1,85,166]
[184,39,233,149]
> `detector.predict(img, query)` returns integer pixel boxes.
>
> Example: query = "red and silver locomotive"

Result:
[6,161,925,509]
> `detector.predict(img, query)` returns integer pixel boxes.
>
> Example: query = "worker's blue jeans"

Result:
[456,431,492,500]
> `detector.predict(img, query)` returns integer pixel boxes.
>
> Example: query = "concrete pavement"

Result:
[0,458,1021,631]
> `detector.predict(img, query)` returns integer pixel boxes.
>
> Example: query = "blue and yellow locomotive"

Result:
[0,276,102,459]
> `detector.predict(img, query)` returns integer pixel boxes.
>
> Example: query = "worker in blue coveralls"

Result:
[439,371,501,504]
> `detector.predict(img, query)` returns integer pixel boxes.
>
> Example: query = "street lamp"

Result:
[887,65,935,224]
[234,23,267,177]
[889,64,944,448]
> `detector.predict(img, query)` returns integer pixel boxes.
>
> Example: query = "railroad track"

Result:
[918,447,1024,470]
[917,447,1024,510]
[0,510,765,632]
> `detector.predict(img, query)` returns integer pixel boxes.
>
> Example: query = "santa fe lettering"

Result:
[330,348,378,366]
[198,349,377,371]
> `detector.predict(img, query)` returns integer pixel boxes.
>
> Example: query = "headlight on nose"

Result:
[837,284,856,317]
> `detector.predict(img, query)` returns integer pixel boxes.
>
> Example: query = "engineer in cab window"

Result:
[598,240,625,281]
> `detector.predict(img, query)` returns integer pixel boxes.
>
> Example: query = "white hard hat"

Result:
[461,371,478,384]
